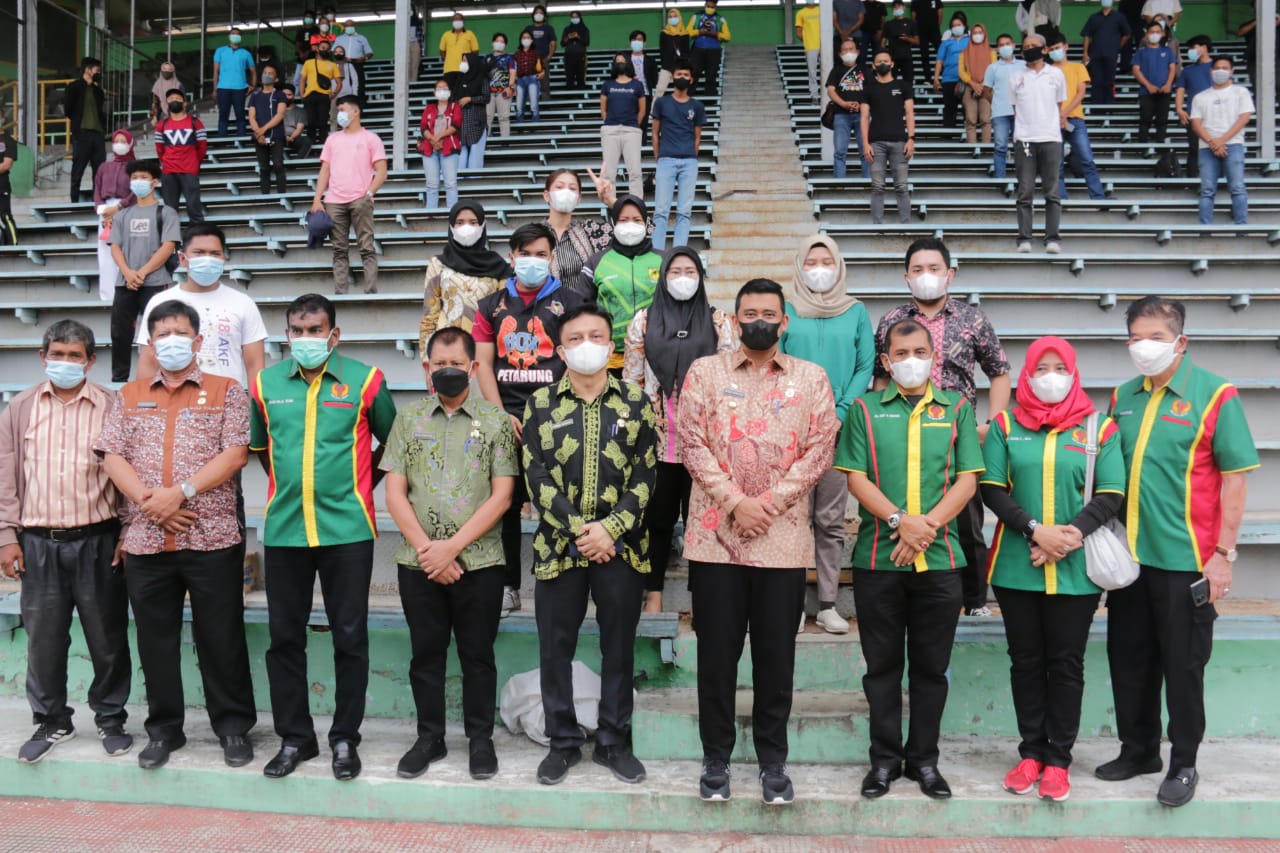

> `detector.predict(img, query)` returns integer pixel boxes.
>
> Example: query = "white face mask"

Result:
[614,222,647,246]
[1027,371,1074,405]
[888,356,932,390]
[562,340,612,375]
[1128,338,1179,376]
[841,51,859,66]
[522,38,533,48]
[972,31,986,44]
[951,25,965,37]
[548,187,579,213]
[908,272,948,302]
[667,275,699,301]
[493,41,506,52]
[458,60,470,74]
[452,20,464,30]
[436,88,450,101]
[533,12,545,22]
[1211,68,1232,85]
[452,223,482,246]
[803,267,838,293]
[1147,32,1161,44]
[112,141,131,156]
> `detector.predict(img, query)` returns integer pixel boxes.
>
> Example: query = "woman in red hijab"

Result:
[979,336,1126,803]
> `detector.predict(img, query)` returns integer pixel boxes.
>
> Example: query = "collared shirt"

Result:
[834,383,984,572]
[379,393,518,569]
[95,366,249,554]
[249,351,397,548]
[522,375,657,580]
[873,299,1010,408]
[1010,63,1068,142]
[983,58,1026,118]
[21,381,118,529]
[981,410,1125,595]
[1109,357,1259,572]
[678,349,839,569]
[1080,10,1131,59]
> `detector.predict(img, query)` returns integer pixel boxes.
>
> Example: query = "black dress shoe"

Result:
[137,734,187,770]
[219,734,254,768]
[1095,753,1163,781]
[536,747,582,785]
[1157,767,1198,807]
[397,737,447,779]
[860,763,903,798]
[469,738,499,780]
[332,740,362,781]
[263,742,320,778]
[905,765,952,799]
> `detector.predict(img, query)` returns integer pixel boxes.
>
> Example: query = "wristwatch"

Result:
[887,510,904,530]
[1025,518,1040,540]
[180,481,198,501]
[1214,545,1238,562]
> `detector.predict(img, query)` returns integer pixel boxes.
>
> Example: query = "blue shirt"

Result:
[937,36,968,83]
[521,23,556,57]
[1080,10,1131,60]
[1132,45,1176,87]
[213,45,255,90]
[982,58,1026,118]
[1176,61,1214,101]
[652,94,707,159]
[601,78,646,128]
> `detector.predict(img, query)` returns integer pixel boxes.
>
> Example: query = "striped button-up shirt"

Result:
[21,381,118,529]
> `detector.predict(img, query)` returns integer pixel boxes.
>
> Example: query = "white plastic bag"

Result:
[500,661,602,746]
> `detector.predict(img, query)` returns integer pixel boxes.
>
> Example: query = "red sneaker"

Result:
[1003,758,1044,794]
[1039,765,1071,802]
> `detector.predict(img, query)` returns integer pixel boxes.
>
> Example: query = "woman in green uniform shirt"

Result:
[980,336,1125,804]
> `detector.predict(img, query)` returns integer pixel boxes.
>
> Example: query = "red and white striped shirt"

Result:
[21,382,118,529]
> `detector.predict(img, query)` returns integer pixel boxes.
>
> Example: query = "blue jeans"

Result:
[992,115,1013,178]
[1059,118,1105,200]
[423,151,459,210]
[460,132,487,170]
[1198,144,1248,225]
[832,109,870,179]
[653,157,698,250]
[515,76,540,121]
[216,88,247,137]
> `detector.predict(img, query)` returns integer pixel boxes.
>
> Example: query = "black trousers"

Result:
[265,540,374,747]
[535,558,643,750]
[690,46,722,96]
[956,492,989,611]
[853,568,961,769]
[304,92,331,144]
[917,25,941,84]
[1106,565,1215,770]
[563,46,588,89]
[690,561,805,765]
[160,172,205,223]
[109,284,164,382]
[125,546,256,741]
[994,585,1100,768]
[398,563,505,741]
[1087,56,1118,104]
[500,451,528,591]
[646,461,691,594]
[0,190,16,245]
[255,139,287,194]
[1183,124,1200,177]
[940,82,961,128]
[69,129,105,203]
[1137,91,1171,143]
[19,527,130,729]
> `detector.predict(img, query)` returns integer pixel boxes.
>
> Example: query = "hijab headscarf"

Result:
[644,247,719,398]
[963,24,994,83]
[789,234,859,319]
[438,200,513,280]
[1012,335,1095,432]
[607,195,653,258]
[455,50,488,99]
[110,129,137,162]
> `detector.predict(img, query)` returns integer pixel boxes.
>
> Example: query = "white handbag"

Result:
[1081,412,1140,591]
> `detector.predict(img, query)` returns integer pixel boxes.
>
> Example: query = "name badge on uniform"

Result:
[136,401,158,408]
[551,419,574,431]
[722,388,746,398]
[413,432,436,440]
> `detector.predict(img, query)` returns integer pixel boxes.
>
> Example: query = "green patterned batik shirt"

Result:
[521,374,658,580]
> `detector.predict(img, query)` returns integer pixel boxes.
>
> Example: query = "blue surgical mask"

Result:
[631,39,644,52]
[997,44,1015,59]
[1049,48,1066,62]
[44,359,86,389]
[186,256,224,286]
[130,179,154,198]
[336,110,352,128]
[513,256,549,287]
[290,334,334,370]
[154,335,196,372]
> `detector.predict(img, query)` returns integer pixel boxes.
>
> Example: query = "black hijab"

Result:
[438,200,512,280]
[455,50,487,100]
[644,246,718,398]
[607,195,653,258]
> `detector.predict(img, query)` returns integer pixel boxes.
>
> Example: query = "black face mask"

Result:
[673,77,691,91]
[1023,46,1044,63]
[874,63,892,76]
[167,101,185,114]
[91,72,102,84]
[738,319,781,351]
[611,62,630,77]
[431,367,470,398]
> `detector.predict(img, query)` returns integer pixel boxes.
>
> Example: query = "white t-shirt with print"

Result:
[136,282,269,387]
[1190,84,1255,149]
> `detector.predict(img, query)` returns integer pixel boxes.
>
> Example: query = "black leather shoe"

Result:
[469,738,499,780]
[536,747,582,785]
[219,734,254,768]
[397,737,447,779]
[332,740,362,781]
[593,743,646,784]
[137,734,187,770]
[1095,753,1163,782]
[905,765,952,799]
[1157,767,1198,807]
[860,763,903,799]
[263,742,320,778]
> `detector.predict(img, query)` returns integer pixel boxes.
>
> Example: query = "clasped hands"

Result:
[139,486,197,534]
[415,536,464,584]
[732,495,781,539]
[889,514,939,567]
[1028,523,1084,567]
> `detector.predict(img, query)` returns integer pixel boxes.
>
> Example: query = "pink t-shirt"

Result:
[319,127,386,204]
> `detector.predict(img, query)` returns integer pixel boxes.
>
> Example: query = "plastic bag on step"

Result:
[500,661,603,746]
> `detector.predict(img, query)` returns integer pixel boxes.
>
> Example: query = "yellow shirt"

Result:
[439,30,479,73]
[1059,60,1090,120]
[795,6,822,51]
[301,57,340,97]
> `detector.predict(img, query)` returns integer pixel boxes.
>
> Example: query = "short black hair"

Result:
[282,83,297,94]
[734,278,785,313]
[950,10,967,25]
[184,223,227,252]
[996,32,1015,43]
[559,302,614,336]
[128,158,162,180]
[1186,34,1212,49]
[510,221,557,252]
[82,57,102,72]
[884,318,934,351]
[1211,54,1234,68]
[1125,295,1185,336]
[904,236,952,270]
[287,293,337,329]
[165,88,185,100]
[42,319,96,358]
[873,49,893,62]
[148,299,201,336]
[335,94,361,109]
[630,30,646,41]
[672,58,693,73]
[493,31,508,42]
[426,326,477,361]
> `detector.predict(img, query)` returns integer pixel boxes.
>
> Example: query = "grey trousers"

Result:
[1014,139,1062,243]
[809,467,849,603]
[870,140,911,224]
[326,195,378,293]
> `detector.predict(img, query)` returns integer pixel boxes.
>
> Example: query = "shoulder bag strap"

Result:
[1083,412,1099,501]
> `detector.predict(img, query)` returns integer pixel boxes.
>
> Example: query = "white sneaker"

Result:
[1016,241,1032,253]
[501,586,521,618]
[1045,241,1062,254]
[797,610,806,634]
[965,605,994,617]
[814,607,850,634]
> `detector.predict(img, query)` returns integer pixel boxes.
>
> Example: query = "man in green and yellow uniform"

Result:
[835,317,983,801]
[577,196,661,371]
[1097,296,1259,808]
